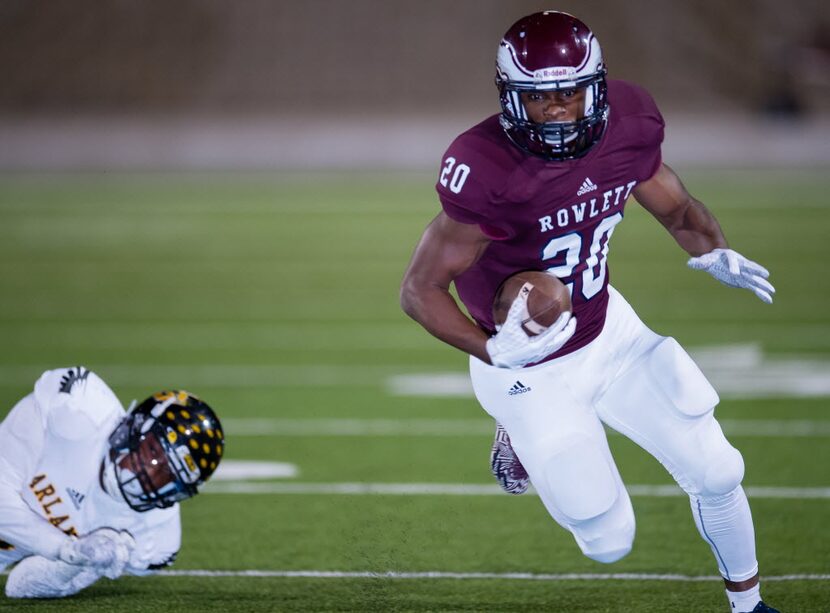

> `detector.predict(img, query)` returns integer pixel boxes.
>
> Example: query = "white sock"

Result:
[725,583,761,612]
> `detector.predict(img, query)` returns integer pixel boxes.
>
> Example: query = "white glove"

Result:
[687,248,775,303]
[486,290,577,369]
[57,528,135,580]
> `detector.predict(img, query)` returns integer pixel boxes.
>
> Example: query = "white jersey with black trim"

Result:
[0,367,181,574]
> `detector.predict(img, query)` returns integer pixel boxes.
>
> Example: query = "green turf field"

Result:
[0,169,828,611]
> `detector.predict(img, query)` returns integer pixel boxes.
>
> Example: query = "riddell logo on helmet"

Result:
[535,67,573,78]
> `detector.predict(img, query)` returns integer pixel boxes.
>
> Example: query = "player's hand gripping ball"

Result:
[492,271,572,336]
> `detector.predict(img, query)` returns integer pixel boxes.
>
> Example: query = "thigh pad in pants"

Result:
[600,337,719,421]
[537,436,619,523]
[598,337,742,495]
[646,337,719,418]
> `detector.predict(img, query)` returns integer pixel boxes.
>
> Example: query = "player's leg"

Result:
[594,289,771,611]
[0,545,25,576]
[470,355,635,563]
[5,555,101,598]
[490,421,529,494]
[596,335,759,577]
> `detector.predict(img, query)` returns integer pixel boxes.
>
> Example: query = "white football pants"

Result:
[470,286,758,581]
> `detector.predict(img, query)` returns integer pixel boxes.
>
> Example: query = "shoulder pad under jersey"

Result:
[436,116,522,227]
[33,367,125,440]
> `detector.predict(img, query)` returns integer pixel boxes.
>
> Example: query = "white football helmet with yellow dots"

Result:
[103,390,224,512]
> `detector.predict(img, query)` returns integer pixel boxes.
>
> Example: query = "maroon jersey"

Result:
[436,79,664,360]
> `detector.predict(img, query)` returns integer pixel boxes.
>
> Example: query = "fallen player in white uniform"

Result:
[0,366,224,598]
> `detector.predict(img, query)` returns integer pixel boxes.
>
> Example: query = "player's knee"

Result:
[581,533,633,564]
[536,439,634,564]
[701,445,744,496]
[4,578,23,599]
[669,411,744,497]
[565,487,635,564]
[573,509,635,564]
[3,555,88,599]
[4,562,34,599]
[585,544,632,564]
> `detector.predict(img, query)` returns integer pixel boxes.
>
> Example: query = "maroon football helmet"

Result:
[496,11,609,161]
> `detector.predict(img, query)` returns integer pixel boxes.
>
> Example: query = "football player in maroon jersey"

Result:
[400,11,778,613]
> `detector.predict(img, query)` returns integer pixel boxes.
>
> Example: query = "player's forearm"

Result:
[0,481,68,560]
[635,164,728,256]
[667,198,728,257]
[401,284,491,363]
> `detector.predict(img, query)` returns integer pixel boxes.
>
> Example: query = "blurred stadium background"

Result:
[1,0,828,170]
[0,1,828,611]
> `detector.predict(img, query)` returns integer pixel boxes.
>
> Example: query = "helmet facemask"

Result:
[495,11,610,161]
[106,392,223,512]
[498,72,608,161]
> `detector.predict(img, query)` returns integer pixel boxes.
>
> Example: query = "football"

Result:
[492,270,572,336]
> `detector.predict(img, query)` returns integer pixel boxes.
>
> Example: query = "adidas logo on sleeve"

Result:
[508,381,531,396]
[66,487,86,510]
[576,177,598,196]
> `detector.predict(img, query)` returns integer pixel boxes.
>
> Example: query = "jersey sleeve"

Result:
[618,81,665,182]
[437,159,490,226]
[0,394,70,560]
[435,122,518,240]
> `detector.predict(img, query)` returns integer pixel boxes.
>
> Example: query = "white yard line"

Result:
[2,568,826,581]
[203,481,830,499]
[211,460,298,481]
[149,570,830,582]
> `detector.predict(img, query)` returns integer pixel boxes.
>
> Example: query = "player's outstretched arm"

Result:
[633,163,775,303]
[401,212,493,362]
[632,163,728,256]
